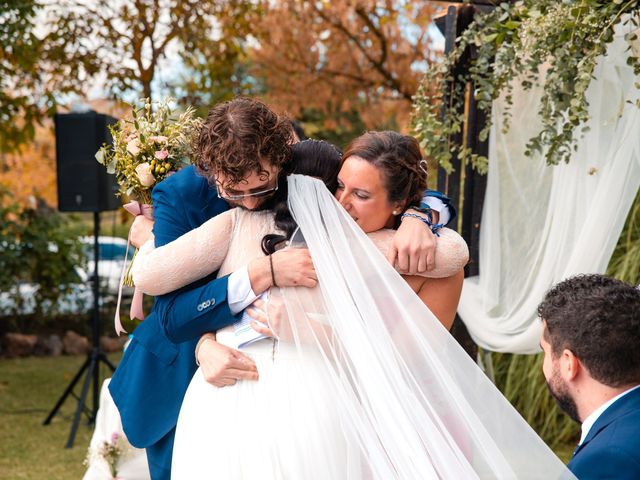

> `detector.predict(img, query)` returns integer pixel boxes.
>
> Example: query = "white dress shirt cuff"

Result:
[227,266,259,315]
[422,196,451,226]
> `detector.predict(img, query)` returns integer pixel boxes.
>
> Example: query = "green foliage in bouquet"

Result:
[413,0,640,173]
[96,98,202,204]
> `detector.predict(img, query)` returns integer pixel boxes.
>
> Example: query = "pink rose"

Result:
[154,149,168,160]
[135,163,155,187]
[149,135,168,144]
[126,138,140,156]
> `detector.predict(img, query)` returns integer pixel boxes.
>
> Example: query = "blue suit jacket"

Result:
[109,166,238,448]
[568,387,640,479]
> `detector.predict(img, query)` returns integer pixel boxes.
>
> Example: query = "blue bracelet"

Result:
[401,212,443,236]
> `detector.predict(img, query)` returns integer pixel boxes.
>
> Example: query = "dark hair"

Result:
[290,120,307,141]
[261,139,342,254]
[194,97,295,186]
[342,131,427,208]
[538,274,640,388]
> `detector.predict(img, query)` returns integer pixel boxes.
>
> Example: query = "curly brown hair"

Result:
[539,274,640,388]
[194,97,295,187]
[342,131,427,207]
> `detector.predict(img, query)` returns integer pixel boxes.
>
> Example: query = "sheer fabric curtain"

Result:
[278,175,573,479]
[458,24,640,354]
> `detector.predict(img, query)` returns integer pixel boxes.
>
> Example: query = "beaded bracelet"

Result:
[409,204,433,225]
[400,212,444,236]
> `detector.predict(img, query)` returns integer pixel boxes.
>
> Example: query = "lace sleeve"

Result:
[366,227,469,278]
[132,209,236,296]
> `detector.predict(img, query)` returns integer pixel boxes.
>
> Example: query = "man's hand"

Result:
[387,210,439,274]
[247,248,317,295]
[196,334,258,387]
[246,296,289,339]
[272,248,317,287]
[130,215,154,248]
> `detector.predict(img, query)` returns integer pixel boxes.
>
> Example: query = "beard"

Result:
[545,370,581,424]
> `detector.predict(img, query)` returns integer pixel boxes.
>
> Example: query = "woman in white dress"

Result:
[133,134,572,479]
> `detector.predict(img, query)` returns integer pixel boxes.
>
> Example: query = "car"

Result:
[79,236,133,296]
[0,279,93,316]
[0,236,133,316]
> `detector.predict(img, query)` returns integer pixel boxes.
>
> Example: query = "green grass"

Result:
[0,353,120,480]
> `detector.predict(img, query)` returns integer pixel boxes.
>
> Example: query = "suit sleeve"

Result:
[569,446,640,479]
[149,178,239,344]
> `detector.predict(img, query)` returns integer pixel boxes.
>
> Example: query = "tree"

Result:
[0,188,87,323]
[0,1,258,155]
[248,0,441,133]
[0,1,51,153]
[48,0,256,103]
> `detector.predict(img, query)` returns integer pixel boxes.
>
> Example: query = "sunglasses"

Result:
[215,178,279,202]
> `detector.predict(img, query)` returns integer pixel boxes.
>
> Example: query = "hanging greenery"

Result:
[413,0,640,173]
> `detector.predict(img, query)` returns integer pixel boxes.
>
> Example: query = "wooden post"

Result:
[434,3,493,357]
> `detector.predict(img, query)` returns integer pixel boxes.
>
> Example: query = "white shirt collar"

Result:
[579,385,640,445]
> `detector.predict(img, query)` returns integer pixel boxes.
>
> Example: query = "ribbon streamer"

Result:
[114,201,154,335]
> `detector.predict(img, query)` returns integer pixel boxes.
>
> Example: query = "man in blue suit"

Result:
[110,97,454,479]
[109,98,320,479]
[538,274,640,479]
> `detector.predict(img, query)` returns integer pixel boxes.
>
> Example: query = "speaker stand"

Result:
[43,212,116,448]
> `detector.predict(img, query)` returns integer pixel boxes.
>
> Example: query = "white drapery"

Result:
[458,25,640,354]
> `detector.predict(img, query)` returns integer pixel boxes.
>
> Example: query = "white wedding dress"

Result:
[170,208,362,479]
[135,175,572,479]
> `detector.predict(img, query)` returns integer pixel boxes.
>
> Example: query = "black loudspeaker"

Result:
[55,111,120,212]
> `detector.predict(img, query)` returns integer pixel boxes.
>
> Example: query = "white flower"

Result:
[127,138,141,156]
[135,163,155,187]
[95,148,105,165]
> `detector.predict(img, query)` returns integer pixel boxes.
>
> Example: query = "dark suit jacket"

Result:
[568,387,640,479]
[109,166,238,448]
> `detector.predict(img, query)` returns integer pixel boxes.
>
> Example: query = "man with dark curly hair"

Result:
[111,97,452,479]
[110,97,319,479]
[538,274,640,479]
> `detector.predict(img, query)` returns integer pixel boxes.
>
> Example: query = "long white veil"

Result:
[275,174,574,479]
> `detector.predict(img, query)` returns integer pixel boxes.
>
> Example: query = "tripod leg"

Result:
[65,354,97,448]
[86,353,118,424]
[92,349,100,424]
[99,352,117,372]
[43,356,91,426]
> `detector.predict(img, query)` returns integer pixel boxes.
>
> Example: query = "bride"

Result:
[133,133,572,479]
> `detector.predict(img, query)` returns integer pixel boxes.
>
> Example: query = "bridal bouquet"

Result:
[96,98,202,333]
[96,97,201,204]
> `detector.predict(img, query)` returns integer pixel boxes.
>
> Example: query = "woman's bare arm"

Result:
[368,228,468,279]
